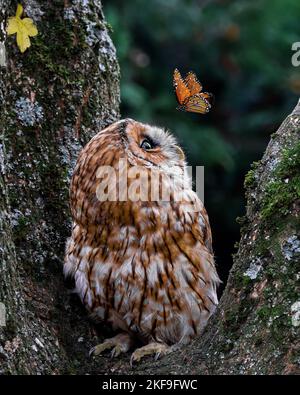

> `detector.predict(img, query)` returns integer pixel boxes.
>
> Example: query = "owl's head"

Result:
[71,119,196,226]
[113,118,186,171]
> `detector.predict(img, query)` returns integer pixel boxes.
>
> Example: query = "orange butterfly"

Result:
[173,68,214,114]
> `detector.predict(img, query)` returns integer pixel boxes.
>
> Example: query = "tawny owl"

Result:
[64,119,220,364]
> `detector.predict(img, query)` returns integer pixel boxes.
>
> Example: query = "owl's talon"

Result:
[154,352,161,361]
[89,333,132,358]
[110,345,122,358]
[89,347,96,358]
[130,355,135,368]
[130,342,171,367]
[89,341,113,357]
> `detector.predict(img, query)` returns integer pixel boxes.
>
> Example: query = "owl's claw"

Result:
[89,341,112,357]
[110,344,123,358]
[130,342,171,367]
[89,333,132,358]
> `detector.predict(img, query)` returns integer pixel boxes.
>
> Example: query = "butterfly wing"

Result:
[184,71,203,95]
[174,68,214,114]
[173,68,191,105]
[199,91,214,104]
[182,94,211,114]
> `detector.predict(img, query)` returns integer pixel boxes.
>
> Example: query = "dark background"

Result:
[103,0,300,289]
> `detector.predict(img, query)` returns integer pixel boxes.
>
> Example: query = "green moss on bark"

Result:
[260,142,300,221]
[1,0,120,374]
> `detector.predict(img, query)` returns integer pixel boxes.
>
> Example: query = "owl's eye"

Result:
[140,139,155,150]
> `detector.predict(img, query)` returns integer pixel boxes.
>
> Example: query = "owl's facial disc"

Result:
[124,120,185,167]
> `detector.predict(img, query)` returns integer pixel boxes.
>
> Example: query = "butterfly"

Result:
[173,68,214,114]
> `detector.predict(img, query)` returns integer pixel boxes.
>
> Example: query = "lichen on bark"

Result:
[0,0,120,374]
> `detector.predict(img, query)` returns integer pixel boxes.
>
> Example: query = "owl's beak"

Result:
[175,145,185,161]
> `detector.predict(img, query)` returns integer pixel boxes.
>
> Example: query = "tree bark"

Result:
[0,0,119,374]
[0,0,299,376]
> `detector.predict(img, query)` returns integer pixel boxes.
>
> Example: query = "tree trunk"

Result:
[0,0,120,374]
[0,1,299,376]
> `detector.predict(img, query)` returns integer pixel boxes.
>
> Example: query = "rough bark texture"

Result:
[0,0,120,374]
[0,0,299,376]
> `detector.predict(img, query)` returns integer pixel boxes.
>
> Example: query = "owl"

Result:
[64,119,220,364]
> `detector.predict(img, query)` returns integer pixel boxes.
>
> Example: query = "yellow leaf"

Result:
[17,31,31,53]
[22,18,38,37]
[6,3,38,53]
[16,4,23,18]
[6,17,18,35]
